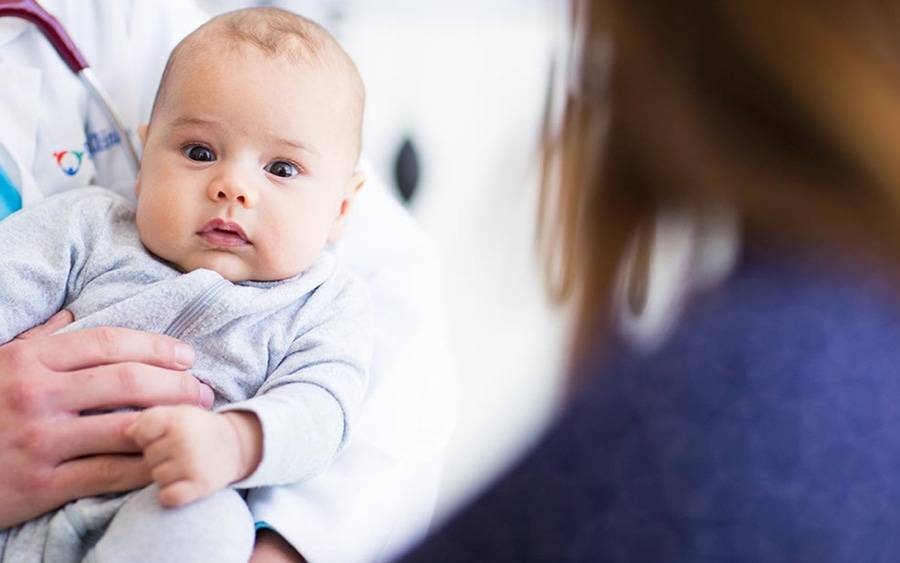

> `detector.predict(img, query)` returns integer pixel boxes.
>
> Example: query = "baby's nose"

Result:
[208,181,258,208]
[215,189,247,204]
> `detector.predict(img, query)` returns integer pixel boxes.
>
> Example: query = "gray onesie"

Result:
[0,188,372,562]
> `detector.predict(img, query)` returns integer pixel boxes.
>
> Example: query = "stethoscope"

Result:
[0,0,140,217]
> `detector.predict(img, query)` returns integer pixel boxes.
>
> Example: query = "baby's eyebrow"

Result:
[170,116,222,130]
[267,133,320,157]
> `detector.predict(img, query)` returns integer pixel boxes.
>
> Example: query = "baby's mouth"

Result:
[198,218,251,247]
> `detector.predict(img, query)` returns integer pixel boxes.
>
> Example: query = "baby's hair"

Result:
[218,7,334,65]
[149,7,365,156]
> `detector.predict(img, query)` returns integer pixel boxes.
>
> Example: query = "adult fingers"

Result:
[52,455,151,502]
[36,326,195,372]
[54,411,143,461]
[59,364,214,413]
[16,310,74,340]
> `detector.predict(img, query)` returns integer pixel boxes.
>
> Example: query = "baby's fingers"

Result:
[158,480,204,507]
[150,461,184,487]
[142,438,175,468]
[126,407,171,447]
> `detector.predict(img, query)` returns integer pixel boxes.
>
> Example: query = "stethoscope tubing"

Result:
[0,0,141,175]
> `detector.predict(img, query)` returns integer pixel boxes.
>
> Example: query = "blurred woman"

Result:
[402,1,900,561]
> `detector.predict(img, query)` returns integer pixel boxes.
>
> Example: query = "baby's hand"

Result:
[126,405,262,507]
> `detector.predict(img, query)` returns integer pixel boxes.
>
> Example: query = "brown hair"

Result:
[542,0,900,376]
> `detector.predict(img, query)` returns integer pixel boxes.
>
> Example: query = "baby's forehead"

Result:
[171,35,362,119]
[158,15,358,108]
[152,8,364,159]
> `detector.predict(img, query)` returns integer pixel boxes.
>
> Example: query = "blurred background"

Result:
[198,0,571,520]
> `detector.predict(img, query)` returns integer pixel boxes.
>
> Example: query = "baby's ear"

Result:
[327,170,366,243]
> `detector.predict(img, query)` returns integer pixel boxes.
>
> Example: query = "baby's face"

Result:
[136,46,362,282]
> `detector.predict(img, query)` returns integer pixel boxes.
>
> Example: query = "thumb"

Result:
[17,310,75,340]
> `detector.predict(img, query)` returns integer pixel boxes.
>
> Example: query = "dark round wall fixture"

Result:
[394,136,420,204]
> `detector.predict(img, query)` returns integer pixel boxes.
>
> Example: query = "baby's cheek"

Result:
[264,195,330,270]
[268,242,310,278]
[136,206,166,256]
[264,228,323,278]
[143,214,183,263]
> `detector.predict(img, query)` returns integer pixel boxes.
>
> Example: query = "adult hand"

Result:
[0,311,214,528]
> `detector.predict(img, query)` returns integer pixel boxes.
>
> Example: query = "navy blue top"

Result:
[401,249,900,562]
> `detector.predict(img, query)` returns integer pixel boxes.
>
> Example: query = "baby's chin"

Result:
[175,252,261,283]
[176,251,303,283]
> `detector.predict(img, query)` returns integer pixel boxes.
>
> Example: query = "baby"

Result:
[0,8,370,562]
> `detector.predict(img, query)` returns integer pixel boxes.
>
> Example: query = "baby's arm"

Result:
[130,272,372,506]
[125,407,262,507]
[0,189,116,342]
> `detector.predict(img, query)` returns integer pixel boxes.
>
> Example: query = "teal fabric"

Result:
[0,165,22,220]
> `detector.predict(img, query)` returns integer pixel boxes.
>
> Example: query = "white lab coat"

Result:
[0,2,455,561]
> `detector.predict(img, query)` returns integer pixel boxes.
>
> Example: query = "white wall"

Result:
[338,2,571,518]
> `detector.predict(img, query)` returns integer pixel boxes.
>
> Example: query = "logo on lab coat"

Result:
[85,128,121,157]
[52,150,84,176]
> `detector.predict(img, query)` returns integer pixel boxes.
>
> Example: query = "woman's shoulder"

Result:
[403,248,900,562]
[562,247,900,560]
[588,246,900,435]
[615,246,900,388]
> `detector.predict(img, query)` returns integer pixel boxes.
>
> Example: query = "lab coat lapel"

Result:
[0,59,43,206]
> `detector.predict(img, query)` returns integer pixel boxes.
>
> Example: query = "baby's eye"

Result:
[265,160,300,179]
[183,144,216,162]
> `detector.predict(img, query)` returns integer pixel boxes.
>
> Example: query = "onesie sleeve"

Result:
[222,274,374,488]
[0,188,120,344]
